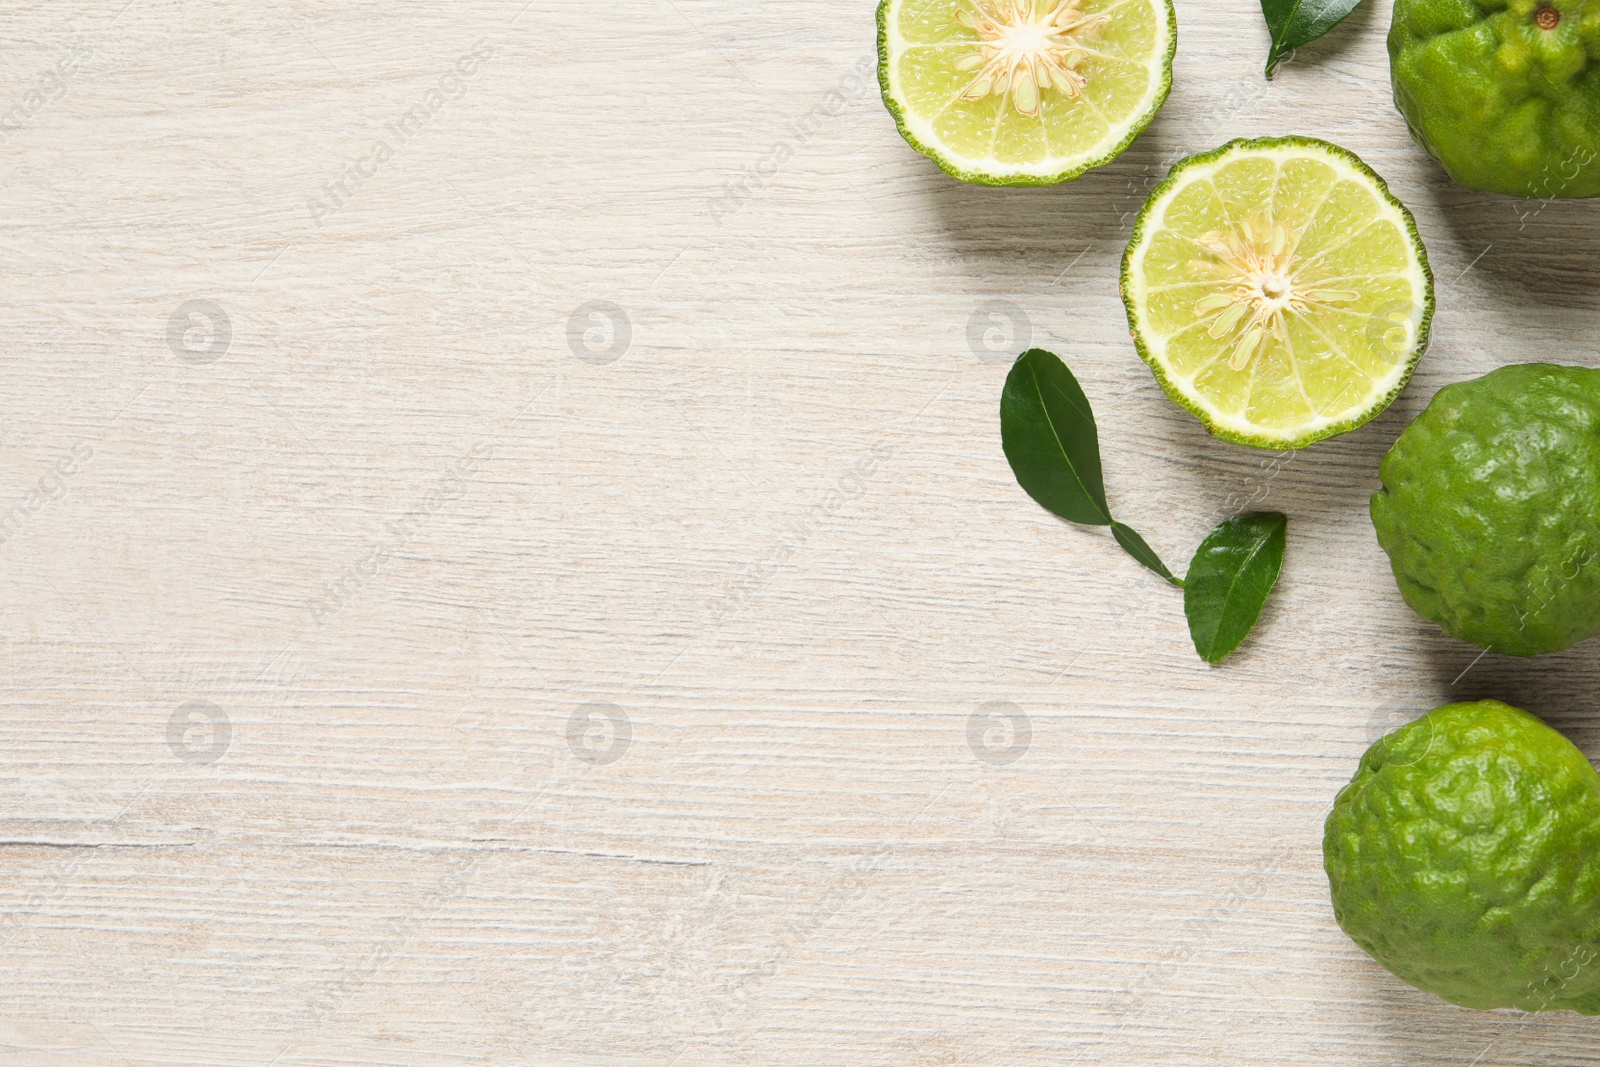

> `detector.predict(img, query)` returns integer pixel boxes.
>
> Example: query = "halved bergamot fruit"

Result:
[878,0,1176,185]
[1122,137,1434,450]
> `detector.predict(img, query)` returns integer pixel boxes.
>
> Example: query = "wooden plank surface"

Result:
[1,0,1599,1063]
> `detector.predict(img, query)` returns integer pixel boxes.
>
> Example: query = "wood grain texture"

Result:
[1,0,1598,1063]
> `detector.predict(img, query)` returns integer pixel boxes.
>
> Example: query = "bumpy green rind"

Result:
[1325,701,1600,1013]
[1390,0,1600,198]
[1120,137,1436,451]
[876,0,1177,186]
[1372,363,1600,656]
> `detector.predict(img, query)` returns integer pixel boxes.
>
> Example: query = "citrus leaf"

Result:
[1184,513,1287,663]
[1112,522,1183,587]
[1260,0,1366,78]
[1000,349,1112,527]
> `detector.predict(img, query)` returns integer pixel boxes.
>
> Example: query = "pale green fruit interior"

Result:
[1127,144,1430,444]
[885,0,1171,180]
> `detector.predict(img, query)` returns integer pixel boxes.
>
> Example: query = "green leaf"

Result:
[1112,522,1183,587]
[1184,512,1287,664]
[1000,349,1111,527]
[1260,0,1366,78]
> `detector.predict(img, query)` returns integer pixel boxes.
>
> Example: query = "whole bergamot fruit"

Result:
[1371,363,1600,657]
[1390,0,1600,198]
[1326,700,1600,1013]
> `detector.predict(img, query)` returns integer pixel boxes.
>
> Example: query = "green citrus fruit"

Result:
[1372,363,1600,657]
[1390,0,1600,198]
[877,0,1175,185]
[1325,700,1600,1013]
[1121,137,1434,450]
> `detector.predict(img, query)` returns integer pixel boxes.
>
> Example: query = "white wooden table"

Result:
[1,1,1597,1063]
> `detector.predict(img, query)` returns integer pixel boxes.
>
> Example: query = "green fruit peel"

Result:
[1390,0,1600,198]
[1372,363,1600,656]
[1326,701,1600,1013]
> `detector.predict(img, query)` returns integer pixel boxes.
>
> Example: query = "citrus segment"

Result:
[879,0,1176,185]
[1121,137,1434,450]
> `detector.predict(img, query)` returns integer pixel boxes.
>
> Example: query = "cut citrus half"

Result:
[877,0,1176,186]
[1122,137,1434,450]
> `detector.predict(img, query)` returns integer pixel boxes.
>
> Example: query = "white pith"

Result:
[884,0,1173,179]
[952,0,1110,118]
[1189,214,1360,373]
[1126,144,1431,445]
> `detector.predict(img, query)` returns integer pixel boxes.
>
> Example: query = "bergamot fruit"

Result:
[1372,363,1600,657]
[1390,0,1600,198]
[1325,700,1600,1013]
[1121,137,1433,450]
[877,0,1176,185]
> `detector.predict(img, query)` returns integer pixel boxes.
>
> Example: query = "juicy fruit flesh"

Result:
[886,0,1170,178]
[1390,0,1600,198]
[1126,141,1430,446]
[1372,363,1600,656]
[1325,701,1600,1013]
